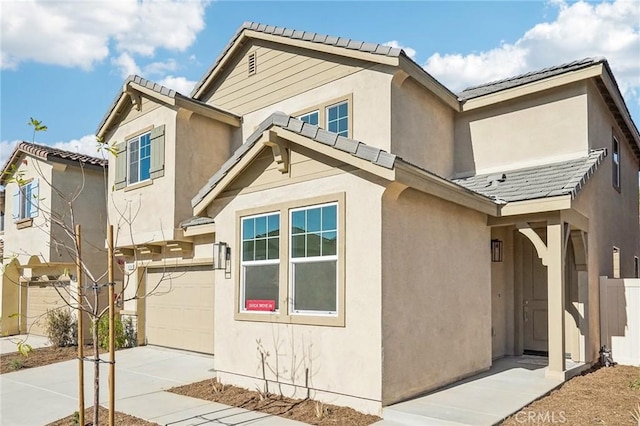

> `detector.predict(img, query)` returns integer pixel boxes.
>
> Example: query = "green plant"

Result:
[9,358,25,371]
[93,314,126,350]
[122,316,137,348]
[630,375,640,390]
[72,411,80,426]
[16,340,33,357]
[45,308,78,347]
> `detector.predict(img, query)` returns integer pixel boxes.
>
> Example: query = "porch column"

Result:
[546,221,566,378]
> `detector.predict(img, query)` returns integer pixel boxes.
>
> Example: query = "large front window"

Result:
[290,203,338,314]
[241,213,280,312]
[128,132,151,185]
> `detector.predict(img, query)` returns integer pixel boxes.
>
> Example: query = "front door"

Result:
[522,235,548,353]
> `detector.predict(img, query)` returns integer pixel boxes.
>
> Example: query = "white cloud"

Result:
[1,0,209,70]
[112,53,142,79]
[157,76,197,95]
[0,140,20,168]
[144,59,178,77]
[424,0,640,100]
[384,41,417,60]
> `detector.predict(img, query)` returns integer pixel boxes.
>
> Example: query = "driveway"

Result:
[1,345,304,426]
[1,346,212,425]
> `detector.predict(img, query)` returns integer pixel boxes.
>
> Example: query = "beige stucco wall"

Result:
[490,226,516,358]
[381,186,491,405]
[571,82,640,361]
[391,76,456,177]
[208,162,385,414]
[455,82,589,176]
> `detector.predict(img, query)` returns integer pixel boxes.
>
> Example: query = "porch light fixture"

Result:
[213,242,231,275]
[491,239,503,262]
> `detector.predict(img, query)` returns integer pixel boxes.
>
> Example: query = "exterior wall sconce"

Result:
[491,239,503,262]
[213,242,231,277]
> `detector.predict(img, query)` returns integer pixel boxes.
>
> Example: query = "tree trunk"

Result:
[93,303,100,425]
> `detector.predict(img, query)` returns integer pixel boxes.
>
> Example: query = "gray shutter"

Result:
[29,180,39,218]
[12,189,20,221]
[149,125,165,179]
[114,142,127,190]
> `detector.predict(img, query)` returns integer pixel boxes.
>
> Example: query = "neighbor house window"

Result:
[12,180,39,222]
[613,136,620,191]
[326,101,348,137]
[290,203,338,315]
[236,194,345,326]
[128,132,151,185]
[240,212,280,312]
[298,110,319,126]
[613,247,620,278]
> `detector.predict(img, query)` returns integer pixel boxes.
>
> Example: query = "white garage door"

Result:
[27,285,67,336]
[146,266,215,354]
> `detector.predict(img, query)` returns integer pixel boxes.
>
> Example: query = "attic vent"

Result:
[248,52,257,76]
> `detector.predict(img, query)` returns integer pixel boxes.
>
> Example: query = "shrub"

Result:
[9,358,25,371]
[93,314,126,350]
[44,308,77,347]
[122,316,137,348]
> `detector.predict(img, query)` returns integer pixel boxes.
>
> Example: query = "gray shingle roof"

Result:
[452,150,606,203]
[191,112,397,207]
[96,75,240,136]
[190,22,405,98]
[458,57,606,100]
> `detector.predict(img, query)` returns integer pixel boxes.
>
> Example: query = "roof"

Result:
[1,142,107,185]
[96,75,241,138]
[452,150,606,203]
[190,22,405,98]
[191,112,397,208]
[458,57,606,100]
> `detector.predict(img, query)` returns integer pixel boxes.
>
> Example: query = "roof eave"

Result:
[397,56,461,111]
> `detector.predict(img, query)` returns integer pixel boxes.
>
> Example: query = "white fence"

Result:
[600,277,640,366]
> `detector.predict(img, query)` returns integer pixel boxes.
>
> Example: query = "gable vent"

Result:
[248,52,257,76]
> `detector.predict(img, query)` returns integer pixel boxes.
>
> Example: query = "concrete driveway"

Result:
[1,345,304,425]
[1,334,51,354]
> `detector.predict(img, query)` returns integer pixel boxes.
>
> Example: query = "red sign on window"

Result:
[246,300,276,311]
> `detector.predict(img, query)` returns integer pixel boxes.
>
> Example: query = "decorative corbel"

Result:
[516,222,549,266]
[262,130,289,174]
[125,88,142,111]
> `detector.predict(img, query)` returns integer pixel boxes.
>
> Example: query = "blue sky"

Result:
[1,0,639,166]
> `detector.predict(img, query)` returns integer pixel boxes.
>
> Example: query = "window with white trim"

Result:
[326,101,348,137]
[12,180,39,222]
[290,203,338,315]
[298,110,319,126]
[240,212,280,312]
[612,136,620,191]
[128,132,151,185]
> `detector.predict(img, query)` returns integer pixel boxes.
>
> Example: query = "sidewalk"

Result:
[0,334,51,354]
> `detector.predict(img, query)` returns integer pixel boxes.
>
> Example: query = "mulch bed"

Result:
[47,406,157,426]
[1,344,109,374]
[169,378,381,426]
[502,365,640,425]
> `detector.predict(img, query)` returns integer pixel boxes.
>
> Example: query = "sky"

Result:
[1,0,639,167]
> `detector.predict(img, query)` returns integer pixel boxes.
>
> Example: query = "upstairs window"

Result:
[12,180,39,222]
[298,110,319,126]
[128,132,151,185]
[612,136,620,191]
[114,125,165,191]
[326,101,348,137]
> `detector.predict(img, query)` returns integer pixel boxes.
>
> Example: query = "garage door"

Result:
[27,285,67,336]
[146,266,214,354]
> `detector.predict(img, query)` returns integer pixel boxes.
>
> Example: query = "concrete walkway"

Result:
[0,334,51,354]
[0,345,305,425]
[380,356,586,425]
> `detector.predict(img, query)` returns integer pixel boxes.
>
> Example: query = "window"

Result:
[613,136,620,191]
[298,110,319,126]
[292,95,351,138]
[613,247,620,278]
[326,101,348,137]
[290,203,338,314]
[241,213,280,312]
[12,180,39,222]
[114,125,165,190]
[635,256,639,278]
[128,132,151,185]
[236,194,344,326]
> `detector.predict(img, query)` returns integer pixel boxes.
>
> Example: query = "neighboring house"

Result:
[0,142,108,337]
[96,22,640,415]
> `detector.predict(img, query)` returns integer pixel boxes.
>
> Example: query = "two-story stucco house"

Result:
[0,142,108,337]
[96,23,640,415]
